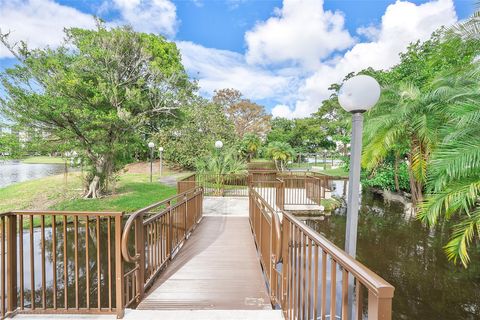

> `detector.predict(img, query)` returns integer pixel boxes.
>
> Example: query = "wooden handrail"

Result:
[121,186,202,263]
[248,185,394,320]
[11,210,122,216]
[120,186,204,306]
[283,210,394,298]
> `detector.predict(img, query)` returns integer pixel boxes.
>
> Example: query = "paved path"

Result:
[158,174,183,187]
[203,196,249,216]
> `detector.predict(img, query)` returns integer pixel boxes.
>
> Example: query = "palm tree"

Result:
[419,65,480,267]
[266,142,295,171]
[241,133,262,161]
[362,82,446,206]
[196,146,246,195]
[450,2,479,40]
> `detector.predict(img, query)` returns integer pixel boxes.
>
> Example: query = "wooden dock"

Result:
[137,215,272,310]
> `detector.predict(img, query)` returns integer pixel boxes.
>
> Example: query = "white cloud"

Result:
[271,0,458,119]
[0,0,96,58]
[177,41,296,100]
[0,0,179,59]
[110,0,178,36]
[245,0,355,70]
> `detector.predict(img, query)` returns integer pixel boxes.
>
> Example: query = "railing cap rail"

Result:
[282,210,394,298]
[177,172,196,182]
[9,210,123,216]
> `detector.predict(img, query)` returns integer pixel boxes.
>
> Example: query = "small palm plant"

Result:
[241,133,262,161]
[196,146,246,195]
[266,142,295,171]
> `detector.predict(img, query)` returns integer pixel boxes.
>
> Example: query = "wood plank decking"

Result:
[137,216,272,311]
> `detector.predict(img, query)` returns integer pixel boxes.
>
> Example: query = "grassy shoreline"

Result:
[21,156,65,164]
[0,171,177,214]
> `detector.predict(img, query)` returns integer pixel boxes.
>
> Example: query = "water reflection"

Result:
[16,223,122,309]
[304,186,480,320]
[0,161,69,188]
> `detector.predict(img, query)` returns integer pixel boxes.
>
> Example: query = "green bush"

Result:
[361,162,410,192]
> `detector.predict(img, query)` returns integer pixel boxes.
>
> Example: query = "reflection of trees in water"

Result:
[304,190,480,320]
[22,220,120,309]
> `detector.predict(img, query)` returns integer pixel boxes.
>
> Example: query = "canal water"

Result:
[0,160,68,188]
[304,181,480,320]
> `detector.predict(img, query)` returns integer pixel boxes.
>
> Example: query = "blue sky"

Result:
[0,0,475,118]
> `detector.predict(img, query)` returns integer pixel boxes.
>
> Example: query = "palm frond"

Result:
[449,11,480,40]
[444,208,480,267]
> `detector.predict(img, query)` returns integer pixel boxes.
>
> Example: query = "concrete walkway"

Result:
[203,196,249,216]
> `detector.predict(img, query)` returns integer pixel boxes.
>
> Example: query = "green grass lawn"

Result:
[21,156,65,164]
[321,167,348,178]
[0,172,177,214]
[52,173,177,212]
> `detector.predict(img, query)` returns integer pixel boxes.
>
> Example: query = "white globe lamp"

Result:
[338,75,380,113]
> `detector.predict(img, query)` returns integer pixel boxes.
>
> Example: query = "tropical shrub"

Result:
[419,64,480,267]
[265,141,295,171]
[240,133,262,161]
[196,146,246,195]
[362,163,410,193]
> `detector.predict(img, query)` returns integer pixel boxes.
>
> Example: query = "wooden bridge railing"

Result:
[120,187,203,307]
[0,210,124,318]
[249,187,394,320]
[179,173,250,196]
[1,186,204,319]
[276,175,329,207]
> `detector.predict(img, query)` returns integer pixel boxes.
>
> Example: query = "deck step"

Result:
[124,309,284,319]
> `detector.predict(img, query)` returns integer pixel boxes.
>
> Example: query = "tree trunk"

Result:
[274,159,280,171]
[407,154,423,209]
[394,154,400,193]
[84,156,107,199]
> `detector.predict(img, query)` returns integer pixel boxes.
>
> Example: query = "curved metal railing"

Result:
[120,186,203,306]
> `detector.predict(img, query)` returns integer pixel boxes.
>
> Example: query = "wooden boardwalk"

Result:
[137,216,272,311]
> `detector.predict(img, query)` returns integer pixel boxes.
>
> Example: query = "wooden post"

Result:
[166,201,172,258]
[115,215,124,319]
[135,216,145,302]
[6,214,17,314]
[368,290,392,320]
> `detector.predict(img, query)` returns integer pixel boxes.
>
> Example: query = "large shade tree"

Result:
[0,23,192,197]
[213,88,271,138]
[155,97,236,169]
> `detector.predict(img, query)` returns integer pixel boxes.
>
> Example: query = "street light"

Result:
[158,147,164,177]
[338,75,380,258]
[339,75,380,320]
[338,75,380,257]
[148,141,155,183]
[214,140,223,149]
